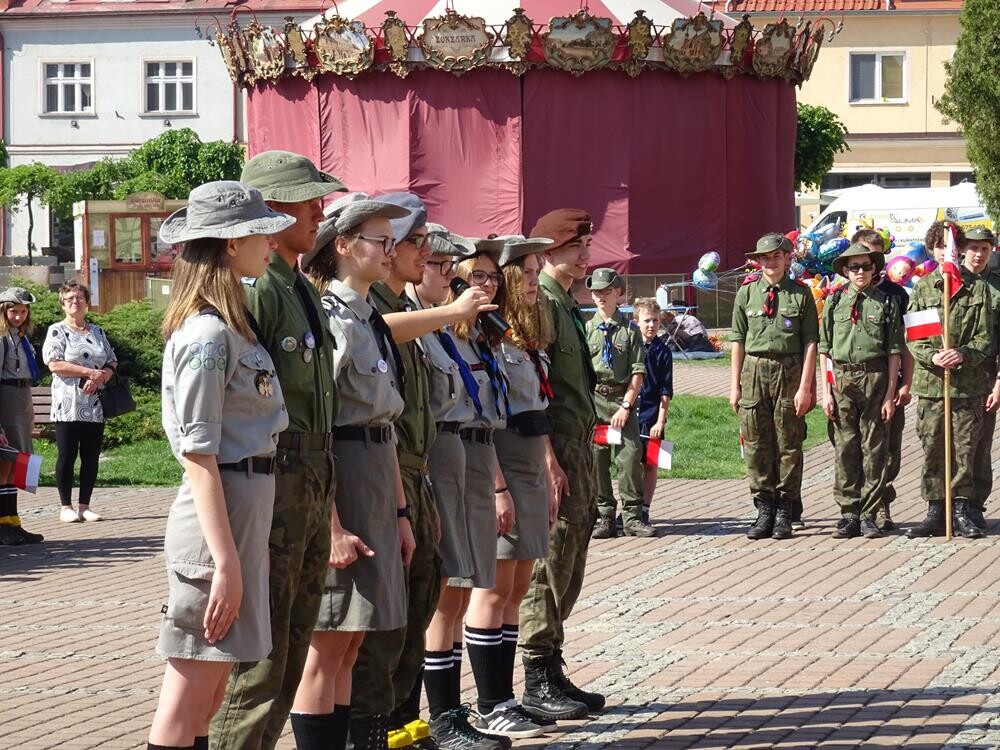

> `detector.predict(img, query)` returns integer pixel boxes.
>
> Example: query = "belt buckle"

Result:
[323,432,333,451]
[484,428,495,446]
[267,455,276,474]
[378,425,391,443]
[245,458,254,479]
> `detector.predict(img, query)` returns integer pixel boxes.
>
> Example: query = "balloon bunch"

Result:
[693,251,721,291]
[883,241,937,289]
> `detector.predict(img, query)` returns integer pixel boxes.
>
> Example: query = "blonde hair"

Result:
[632,297,660,319]
[502,259,554,351]
[0,302,33,337]
[447,255,507,346]
[162,237,254,342]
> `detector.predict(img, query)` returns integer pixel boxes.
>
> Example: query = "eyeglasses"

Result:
[470,270,503,286]
[62,295,87,304]
[403,235,427,249]
[426,259,455,276]
[357,235,396,256]
[846,263,874,273]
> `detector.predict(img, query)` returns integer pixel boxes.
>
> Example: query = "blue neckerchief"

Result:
[18,334,40,383]
[596,321,616,368]
[474,338,511,419]
[437,330,483,417]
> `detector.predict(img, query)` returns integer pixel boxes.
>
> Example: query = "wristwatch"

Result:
[621,400,632,410]
[397,506,412,519]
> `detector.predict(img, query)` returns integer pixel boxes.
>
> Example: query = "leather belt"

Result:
[277,431,333,451]
[397,451,429,472]
[436,421,462,434]
[218,456,276,477]
[747,352,800,361]
[595,383,627,397]
[460,427,495,446]
[836,360,887,373]
[0,378,31,387]
[332,424,394,444]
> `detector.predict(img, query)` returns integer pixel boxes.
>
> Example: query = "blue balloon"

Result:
[816,237,850,263]
[904,242,929,264]
[692,269,718,291]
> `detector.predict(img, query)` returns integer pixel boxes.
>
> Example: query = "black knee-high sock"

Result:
[424,649,454,719]
[452,642,464,709]
[500,623,519,703]
[0,485,16,520]
[146,744,193,750]
[192,738,208,750]
[290,705,351,750]
[393,666,424,727]
[465,626,505,714]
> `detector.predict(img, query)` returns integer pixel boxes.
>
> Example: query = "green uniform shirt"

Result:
[540,271,597,438]
[585,309,645,385]
[730,274,819,355]
[246,253,339,432]
[908,268,992,399]
[370,282,436,459]
[818,284,904,363]
[977,269,1000,380]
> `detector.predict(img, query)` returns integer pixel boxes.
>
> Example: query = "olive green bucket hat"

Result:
[832,243,886,277]
[965,226,996,244]
[586,267,625,291]
[241,150,347,203]
[748,232,793,257]
[495,234,554,267]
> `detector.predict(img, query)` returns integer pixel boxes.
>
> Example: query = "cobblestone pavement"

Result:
[3,363,999,748]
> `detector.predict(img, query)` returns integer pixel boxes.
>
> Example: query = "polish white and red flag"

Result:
[903,309,943,341]
[593,425,622,446]
[825,359,836,387]
[0,448,42,493]
[941,222,963,298]
[645,439,673,470]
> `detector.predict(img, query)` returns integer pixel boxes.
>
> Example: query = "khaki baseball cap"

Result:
[241,150,347,203]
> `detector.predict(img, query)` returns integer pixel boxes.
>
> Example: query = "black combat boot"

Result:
[520,656,588,721]
[771,498,792,540]
[349,713,389,750]
[746,498,775,540]
[550,649,606,712]
[968,503,987,532]
[954,500,984,539]
[906,501,945,538]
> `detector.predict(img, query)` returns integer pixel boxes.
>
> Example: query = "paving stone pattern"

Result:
[2,362,999,748]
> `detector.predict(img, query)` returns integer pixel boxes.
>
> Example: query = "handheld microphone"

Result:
[449,276,510,338]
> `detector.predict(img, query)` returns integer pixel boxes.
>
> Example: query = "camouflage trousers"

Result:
[738,354,806,506]
[352,459,442,723]
[877,395,906,507]
[593,391,644,525]
[916,397,984,504]
[520,431,597,658]
[828,367,890,519]
[210,445,334,750]
[971,401,996,513]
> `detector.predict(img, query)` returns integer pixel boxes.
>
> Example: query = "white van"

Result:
[803,182,992,246]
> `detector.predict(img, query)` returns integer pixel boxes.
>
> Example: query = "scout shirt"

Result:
[818,284,904,365]
[370,282,436,459]
[500,340,549,416]
[976,269,1000,380]
[585,308,645,386]
[908,267,992,400]
[322,280,405,428]
[1,328,34,381]
[539,271,597,439]
[451,329,508,431]
[730,274,819,355]
[409,294,478,426]
[162,312,288,463]
[246,253,338,433]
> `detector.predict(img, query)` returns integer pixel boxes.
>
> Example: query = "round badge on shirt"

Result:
[377,359,389,373]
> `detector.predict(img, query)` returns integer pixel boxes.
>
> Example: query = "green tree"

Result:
[46,157,132,218]
[795,103,849,191]
[937,0,1000,217]
[0,163,60,264]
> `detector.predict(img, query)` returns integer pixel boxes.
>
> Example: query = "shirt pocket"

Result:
[862,304,886,340]
[237,349,278,403]
[779,302,803,337]
[349,341,384,380]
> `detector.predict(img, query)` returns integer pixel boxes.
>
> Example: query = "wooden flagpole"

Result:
[942,237,953,541]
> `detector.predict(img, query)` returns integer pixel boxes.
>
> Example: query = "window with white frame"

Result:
[43,62,93,114]
[144,61,195,114]
[849,52,905,103]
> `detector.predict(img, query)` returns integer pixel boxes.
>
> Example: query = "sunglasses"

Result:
[402,235,427,249]
[846,263,874,273]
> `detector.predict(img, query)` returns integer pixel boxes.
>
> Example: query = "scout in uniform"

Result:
[148,182,292,750]
[907,221,991,540]
[466,235,564,741]
[520,209,604,722]
[291,196,415,750]
[819,244,903,539]
[852,228,914,531]
[962,226,999,532]
[730,233,818,541]
[211,152,345,750]
[0,287,44,545]
[585,268,651,539]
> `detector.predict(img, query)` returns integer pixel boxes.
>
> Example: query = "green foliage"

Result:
[46,158,133,218]
[0,139,8,169]
[938,0,1000,218]
[35,438,179,486]
[0,162,61,261]
[91,300,165,389]
[795,103,850,191]
[100,385,165,448]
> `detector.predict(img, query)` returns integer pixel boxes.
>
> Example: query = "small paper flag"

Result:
[593,425,622,446]
[645,438,673,470]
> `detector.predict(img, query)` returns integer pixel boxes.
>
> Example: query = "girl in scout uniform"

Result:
[147,182,293,750]
[292,195,416,750]
[0,287,43,545]
[412,241,510,750]
[466,235,567,740]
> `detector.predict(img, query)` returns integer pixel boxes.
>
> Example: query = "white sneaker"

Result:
[80,508,102,522]
[60,507,82,523]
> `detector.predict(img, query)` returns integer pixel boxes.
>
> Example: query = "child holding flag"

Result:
[633,298,673,523]
[818,244,903,539]
[906,221,992,539]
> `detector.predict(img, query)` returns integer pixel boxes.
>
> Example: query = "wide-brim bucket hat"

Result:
[159,181,295,245]
[832,243,886,277]
[0,287,35,305]
[425,223,477,258]
[241,150,347,203]
[496,234,554,267]
[302,193,411,271]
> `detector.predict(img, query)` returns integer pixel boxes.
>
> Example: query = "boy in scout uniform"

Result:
[585,268,651,538]
[907,221,991,540]
[819,244,903,539]
[730,233,818,541]
[520,209,605,721]
[960,226,999,532]
[211,151,345,750]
